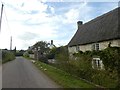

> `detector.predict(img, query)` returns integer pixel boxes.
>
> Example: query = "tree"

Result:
[33,41,50,54]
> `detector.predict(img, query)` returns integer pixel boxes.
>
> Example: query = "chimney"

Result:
[77,21,83,29]
[51,40,53,45]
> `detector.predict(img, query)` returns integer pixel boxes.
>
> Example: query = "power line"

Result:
[3,4,12,35]
[4,5,13,50]
[0,2,13,50]
[0,1,12,35]
[0,4,3,32]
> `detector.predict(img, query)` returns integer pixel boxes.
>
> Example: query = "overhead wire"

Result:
[0,2,3,32]
[0,1,13,50]
[4,4,13,50]
[3,3,12,36]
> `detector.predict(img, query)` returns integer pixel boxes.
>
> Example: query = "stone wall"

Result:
[68,39,120,54]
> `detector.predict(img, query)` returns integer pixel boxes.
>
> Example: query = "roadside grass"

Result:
[33,60,98,88]
[23,56,32,60]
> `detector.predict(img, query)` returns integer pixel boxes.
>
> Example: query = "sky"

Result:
[0,0,119,50]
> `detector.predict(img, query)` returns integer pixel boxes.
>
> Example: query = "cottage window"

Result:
[96,43,99,50]
[92,43,99,51]
[92,57,104,70]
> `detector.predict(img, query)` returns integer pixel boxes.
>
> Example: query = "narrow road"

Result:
[2,57,60,88]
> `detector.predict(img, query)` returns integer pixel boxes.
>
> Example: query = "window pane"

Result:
[96,43,99,50]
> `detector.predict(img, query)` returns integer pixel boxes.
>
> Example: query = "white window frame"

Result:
[92,57,104,70]
[92,43,100,51]
[95,43,99,51]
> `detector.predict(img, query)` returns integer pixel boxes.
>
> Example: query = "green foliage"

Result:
[47,45,69,59]
[33,41,50,54]
[28,50,34,54]
[100,47,119,71]
[47,47,57,59]
[34,60,96,88]
[13,50,26,56]
[39,55,48,63]
[54,46,70,71]
[53,46,120,88]
[2,50,15,63]
[23,52,29,57]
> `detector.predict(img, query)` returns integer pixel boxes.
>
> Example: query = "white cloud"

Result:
[0,0,55,49]
[20,0,48,13]
[0,1,118,50]
[63,2,93,24]
[49,6,55,14]
[38,0,120,2]
[3,0,48,12]
[65,9,79,23]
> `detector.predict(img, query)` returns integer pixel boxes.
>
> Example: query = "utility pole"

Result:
[0,4,4,32]
[0,4,4,63]
[10,36,12,50]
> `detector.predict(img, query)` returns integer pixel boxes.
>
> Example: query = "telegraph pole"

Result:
[10,36,12,50]
[0,4,4,32]
[0,4,4,63]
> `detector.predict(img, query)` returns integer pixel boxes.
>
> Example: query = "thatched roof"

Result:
[68,7,120,47]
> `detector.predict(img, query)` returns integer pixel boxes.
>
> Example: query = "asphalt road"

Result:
[2,57,60,88]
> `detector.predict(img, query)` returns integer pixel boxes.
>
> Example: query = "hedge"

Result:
[53,47,120,88]
[2,50,15,63]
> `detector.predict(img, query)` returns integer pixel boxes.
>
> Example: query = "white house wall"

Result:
[80,44,92,52]
[68,46,77,53]
[29,54,34,59]
[68,39,120,54]
[99,39,120,50]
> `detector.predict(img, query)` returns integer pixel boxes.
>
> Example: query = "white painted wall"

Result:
[99,39,120,50]
[68,39,120,53]
[68,46,77,53]
[29,54,34,59]
[80,44,92,52]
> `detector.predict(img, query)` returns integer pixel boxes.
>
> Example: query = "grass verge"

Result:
[33,60,98,88]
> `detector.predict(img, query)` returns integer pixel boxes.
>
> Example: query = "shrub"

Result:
[53,46,120,88]
[2,50,15,63]
[39,55,48,64]
[83,50,92,55]
[100,47,119,71]
[23,52,29,57]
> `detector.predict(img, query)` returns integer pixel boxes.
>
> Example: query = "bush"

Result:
[2,50,15,63]
[52,46,120,88]
[23,52,29,57]
[39,55,48,64]
[84,50,92,55]
[100,47,119,71]
[15,52,23,56]
[55,53,69,71]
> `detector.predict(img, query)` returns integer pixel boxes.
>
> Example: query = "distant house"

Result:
[49,40,56,49]
[68,7,120,54]
[26,46,34,57]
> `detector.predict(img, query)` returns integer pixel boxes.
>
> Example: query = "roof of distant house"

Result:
[68,7,120,47]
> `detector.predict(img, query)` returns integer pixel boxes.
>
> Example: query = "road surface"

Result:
[2,57,60,88]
